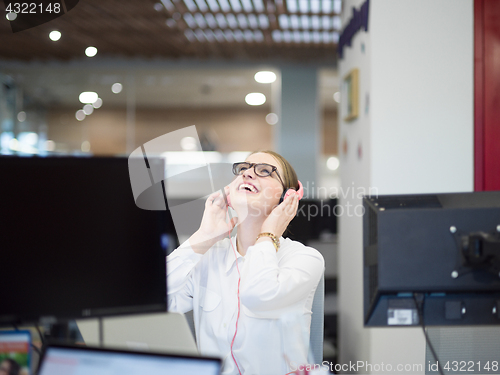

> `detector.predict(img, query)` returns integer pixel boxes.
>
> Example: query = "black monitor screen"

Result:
[0,156,167,326]
[363,191,500,327]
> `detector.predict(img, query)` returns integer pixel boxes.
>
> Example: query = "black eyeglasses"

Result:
[232,162,285,186]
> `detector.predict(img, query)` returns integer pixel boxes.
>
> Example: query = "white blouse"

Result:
[166,236,325,375]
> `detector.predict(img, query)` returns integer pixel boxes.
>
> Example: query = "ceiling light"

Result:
[184,30,196,42]
[245,93,266,106]
[311,0,320,13]
[153,2,163,11]
[272,30,282,42]
[254,71,276,84]
[18,132,38,147]
[111,83,123,94]
[266,113,278,125]
[206,0,219,11]
[183,13,196,28]
[75,110,86,121]
[49,30,61,41]
[79,92,98,104]
[85,46,98,57]
[229,0,242,12]
[180,136,198,151]
[323,0,333,13]
[81,141,91,152]
[253,0,264,12]
[247,14,258,28]
[241,0,253,12]
[258,14,269,28]
[298,0,309,13]
[232,29,244,42]
[92,98,103,109]
[183,0,197,12]
[333,92,341,103]
[218,0,230,12]
[161,0,175,11]
[333,16,341,30]
[45,140,56,152]
[17,111,26,122]
[254,30,264,42]
[83,104,94,115]
[226,14,238,28]
[9,138,19,151]
[327,156,340,171]
[287,0,297,13]
[333,0,342,13]
[6,12,17,21]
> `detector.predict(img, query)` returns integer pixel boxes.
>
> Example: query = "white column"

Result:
[275,66,320,196]
[338,0,473,372]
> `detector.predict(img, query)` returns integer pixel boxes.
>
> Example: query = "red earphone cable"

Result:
[227,206,243,375]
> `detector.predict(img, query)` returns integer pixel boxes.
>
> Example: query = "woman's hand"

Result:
[190,186,238,254]
[259,191,299,239]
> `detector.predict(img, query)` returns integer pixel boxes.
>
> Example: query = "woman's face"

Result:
[229,152,285,216]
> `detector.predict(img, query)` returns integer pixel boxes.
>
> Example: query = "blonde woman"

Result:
[167,150,324,375]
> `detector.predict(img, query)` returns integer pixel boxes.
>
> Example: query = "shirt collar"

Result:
[225,235,243,274]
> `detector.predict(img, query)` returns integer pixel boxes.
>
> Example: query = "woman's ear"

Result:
[279,181,303,204]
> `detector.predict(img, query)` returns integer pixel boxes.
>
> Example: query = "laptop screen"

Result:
[37,345,221,375]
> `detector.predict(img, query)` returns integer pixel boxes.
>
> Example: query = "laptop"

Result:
[76,312,198,355]
[36,344,221,375]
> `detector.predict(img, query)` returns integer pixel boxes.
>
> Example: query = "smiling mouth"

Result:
[239,183,259,193]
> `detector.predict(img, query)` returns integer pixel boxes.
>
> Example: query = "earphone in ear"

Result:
[279,180,304,204]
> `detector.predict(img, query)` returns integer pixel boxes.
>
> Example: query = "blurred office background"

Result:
[2,0,500,373]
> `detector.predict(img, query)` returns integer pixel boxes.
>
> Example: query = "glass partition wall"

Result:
[0,72,48,155]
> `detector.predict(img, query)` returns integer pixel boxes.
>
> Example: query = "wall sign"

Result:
[338,0,370,59]
[343,68,359,122]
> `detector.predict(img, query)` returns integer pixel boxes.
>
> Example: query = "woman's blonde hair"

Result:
[249,150,299,191]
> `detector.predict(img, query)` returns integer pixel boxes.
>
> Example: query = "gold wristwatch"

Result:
[256,232,280,252]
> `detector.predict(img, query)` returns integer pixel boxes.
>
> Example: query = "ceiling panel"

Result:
[0,0,341,62]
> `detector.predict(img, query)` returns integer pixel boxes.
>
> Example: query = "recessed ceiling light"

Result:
[245,93,266,106]
[49,30,61,41]
[327,156,340,171]
[45,140,56,152]
[6,12,17,21]
[85,46,98,57]
[180,136,198,151]
[17,111,27,122]
[266,113,278,125]
[254,71,276,84]
[333,91,341,103]
[83,104,94,115]
[81,141,91,152]
[111,83,123,94]
[75,110,86,121]
[79,92,98,104]
[92,98,103,109]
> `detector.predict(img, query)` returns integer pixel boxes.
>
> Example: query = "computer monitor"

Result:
[287,198,338,244]
[0,156,168,326]
[363,191,500,326]
[37,344,221,375]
